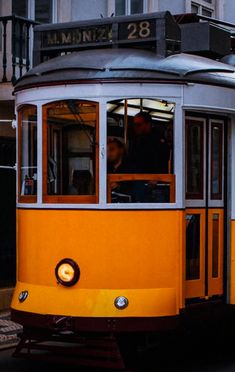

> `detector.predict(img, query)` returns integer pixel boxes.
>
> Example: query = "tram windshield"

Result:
[107,98,175,203]
[18,98,176,205]
[43,100,98,203]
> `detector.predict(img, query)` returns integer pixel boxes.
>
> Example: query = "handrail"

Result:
[0,15,39,83]
[107,173,175,203]
[0,15,39,25]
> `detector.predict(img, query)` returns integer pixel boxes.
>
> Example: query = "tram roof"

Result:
[14,48,235,91]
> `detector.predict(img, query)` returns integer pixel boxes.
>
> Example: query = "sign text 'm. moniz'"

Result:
[42,25,113,48]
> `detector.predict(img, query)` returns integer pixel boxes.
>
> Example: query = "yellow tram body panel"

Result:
[230,220,235,304]
[12,209,185,318]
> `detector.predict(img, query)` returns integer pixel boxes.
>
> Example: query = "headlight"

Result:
[55,258,80,287]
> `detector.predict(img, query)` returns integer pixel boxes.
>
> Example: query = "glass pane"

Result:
[35,0,52,23]
[186,120,204,199]
[191,4,199,13]
[211,123,222,199]
[212,214,219,278]
[15,23,27,59]
[131,0,143,14]
[107,98,175,203]
[12,0,28,17]
[115,0,126,16]
[202,7,213,17]
[45,100,97,199]
[186,214,200,280]
[19,106,37,197]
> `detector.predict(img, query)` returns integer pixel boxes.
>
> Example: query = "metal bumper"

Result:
[11,309,179,333]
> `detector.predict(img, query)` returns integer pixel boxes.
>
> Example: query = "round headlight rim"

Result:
[55,258,80,287]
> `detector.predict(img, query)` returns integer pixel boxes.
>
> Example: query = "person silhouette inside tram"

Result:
[107,138,128,174]
[107,138,131,196]
[127,112,170,202]
[128,111,169,174]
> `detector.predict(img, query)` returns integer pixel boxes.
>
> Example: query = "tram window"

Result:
[211,122,223,200]
[186,119,204,199]
[212,213,219,278]
[107,98,175,204]
[18,105,37,202]
[186,214,200,280]
[43,100,98,203]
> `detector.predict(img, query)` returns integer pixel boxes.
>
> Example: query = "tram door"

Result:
[185,116,225,300]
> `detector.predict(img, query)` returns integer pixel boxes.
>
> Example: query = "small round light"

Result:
[114,296,129,310]
[19,291,28,303]
[55,258,80,287]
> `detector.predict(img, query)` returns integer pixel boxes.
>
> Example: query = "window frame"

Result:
[114,0,148,16]
[185,117,205,201]
[106,97,176,204]
[191,0,216,17]
[18,104,38,204]
[27,0,57,23]
[42,100,99,204]
[210,121,223,200]
[16,83,183,210]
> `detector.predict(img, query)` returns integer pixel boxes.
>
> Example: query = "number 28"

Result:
[127,21,151,40]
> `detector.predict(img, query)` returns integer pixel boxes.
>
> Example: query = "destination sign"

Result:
[42,20,156,49]
[119,19,156,42]
[42,24,113,48]
[34,12,181,64]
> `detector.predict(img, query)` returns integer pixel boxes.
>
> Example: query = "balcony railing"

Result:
[0,15,38,83]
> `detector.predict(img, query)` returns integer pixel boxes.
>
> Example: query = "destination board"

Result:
[33,12,181,64]
[42,25,113,48]
[42,19,156,49]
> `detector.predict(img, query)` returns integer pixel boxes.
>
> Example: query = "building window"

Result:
[191,0,215,17]
[12,0,28,18]
[107,98,175,204]
[12,0,55,23]
[43,100,99,204]
[115,0,126,16]
[115,0,147,16]
[35,0,53,23]
[130,0,144,14]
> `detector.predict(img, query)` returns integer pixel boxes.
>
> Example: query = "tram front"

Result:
[10,12,235,348]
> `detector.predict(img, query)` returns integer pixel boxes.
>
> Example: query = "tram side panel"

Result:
[230,221,235,304]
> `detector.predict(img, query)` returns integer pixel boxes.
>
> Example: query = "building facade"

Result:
[0,0,235,309]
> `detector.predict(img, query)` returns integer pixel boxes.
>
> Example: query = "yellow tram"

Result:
[9,11,235,365]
